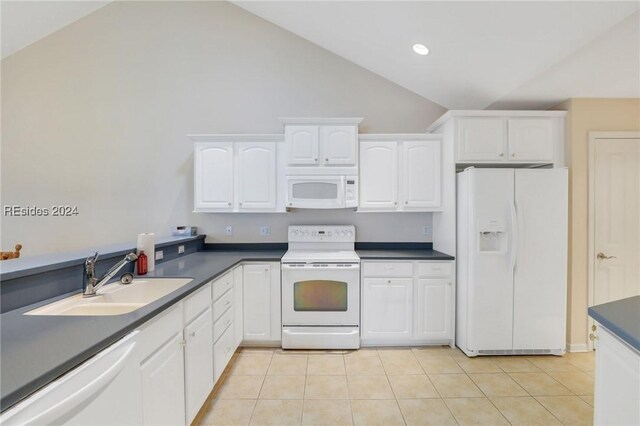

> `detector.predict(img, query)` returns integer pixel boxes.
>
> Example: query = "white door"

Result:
[359,141,398,210]
[184,308,214,425]
[236,142,277,210]
[233,266,244,347]
[194,142,234,210]
[593,138,640,305]
[512,169,568,350]
[321,125,357,165]
[286,125,319,165]
[243,264,272,341]
[465,169,515,351]
[140,332,186,426]
[456,117,507,162]
[401,140,441,210]
[415,279,452,340]
[362,278,413,340]
[507,118,554,162]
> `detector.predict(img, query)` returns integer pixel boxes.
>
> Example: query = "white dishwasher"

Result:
[1,331,141,426]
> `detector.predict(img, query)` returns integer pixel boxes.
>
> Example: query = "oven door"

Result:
[286,176,345,209]
[281,263,360,326]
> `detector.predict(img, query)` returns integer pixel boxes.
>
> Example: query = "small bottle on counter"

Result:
[137,251,148,275]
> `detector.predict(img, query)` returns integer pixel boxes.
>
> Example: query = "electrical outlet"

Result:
[155,250,164,261]
[178,245,185,254]
[260,226,271,236]
[422,225,430,236]
[226,225,233,236]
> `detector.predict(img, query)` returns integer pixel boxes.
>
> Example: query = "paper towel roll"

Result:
[136,233,155,272]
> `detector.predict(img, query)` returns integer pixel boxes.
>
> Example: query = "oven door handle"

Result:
[281,263,360,270]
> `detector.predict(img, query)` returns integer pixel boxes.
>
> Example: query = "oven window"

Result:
[294,280,348,311]
[292,182,338,200]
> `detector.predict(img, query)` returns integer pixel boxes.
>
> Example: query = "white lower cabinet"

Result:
[415,279,453,340]
[211,271,237,383]
[243,263,281,344]
[184,308,214,424]
[594,324,640,426]
[361,260,455,346]
[233,266,244,347]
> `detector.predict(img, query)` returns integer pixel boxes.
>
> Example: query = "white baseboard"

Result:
[567,343,589,352]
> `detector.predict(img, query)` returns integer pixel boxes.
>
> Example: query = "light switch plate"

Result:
[178,245,185,254]
[155,250,164,261]
[260,226,271,236]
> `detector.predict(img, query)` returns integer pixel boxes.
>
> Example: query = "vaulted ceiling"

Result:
[3,1,639,110]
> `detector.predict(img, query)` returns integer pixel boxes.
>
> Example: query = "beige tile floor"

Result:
[199,347,595,426]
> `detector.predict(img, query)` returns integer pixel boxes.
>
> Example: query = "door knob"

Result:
[597,252,616,260]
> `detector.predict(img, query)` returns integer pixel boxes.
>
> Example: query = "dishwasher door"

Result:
[1,332,142,426]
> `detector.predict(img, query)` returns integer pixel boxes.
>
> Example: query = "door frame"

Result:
[587,131,640,350]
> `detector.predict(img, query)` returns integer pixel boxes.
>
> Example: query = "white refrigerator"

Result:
[456,168,568,356]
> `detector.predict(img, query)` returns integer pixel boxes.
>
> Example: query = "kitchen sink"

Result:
[25,278,193,316]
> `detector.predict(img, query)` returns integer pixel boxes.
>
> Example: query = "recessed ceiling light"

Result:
[413,44,430,56]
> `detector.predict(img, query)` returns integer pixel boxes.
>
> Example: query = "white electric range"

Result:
[281,225,360,349]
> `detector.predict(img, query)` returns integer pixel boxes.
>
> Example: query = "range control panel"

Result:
[288,225,355,243]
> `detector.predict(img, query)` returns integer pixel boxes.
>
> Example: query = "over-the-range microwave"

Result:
[286,175,358,209]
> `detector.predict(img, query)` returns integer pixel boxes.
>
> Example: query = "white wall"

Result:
[1,1,445,256]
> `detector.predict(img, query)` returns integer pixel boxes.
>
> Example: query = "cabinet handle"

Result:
[405,201,408,205]
[227,202,231,206]
[589,333,598,342]
[499,153,504,157]
[325,158,329,162]
[394,202,397,205]
[314,158,318,162]
[511,153,516,158]
[239,202,243,206]
[189,331,196,337]
[387,280,391,283]
[179,339,187,346]
[225,301,231,306]
[448,282,452,286]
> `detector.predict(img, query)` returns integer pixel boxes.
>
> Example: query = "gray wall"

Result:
[1,1,446,256]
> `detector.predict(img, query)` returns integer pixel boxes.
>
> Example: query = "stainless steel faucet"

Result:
[83,252,138,297]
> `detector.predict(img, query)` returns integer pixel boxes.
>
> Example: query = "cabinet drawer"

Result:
[213,307,233,343]
[362,262,413,277]
[213,287,233,322]
[184,283,211,324]
[213,325,236,383]
[212,271,233,301]
[417,262,452,277]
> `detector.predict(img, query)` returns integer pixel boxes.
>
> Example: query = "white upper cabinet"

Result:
[236,142,277,210]
[359,141,398,210]
[321,125,357,165]
[285,125,319,165]
[359,135,442,212]
[402,140,441,210]
[192,135,284,213]
[457,117,506,161]
[428,111,565,166]
[507,118,554,162]
[282,118,362,168]
[194,142,234,210]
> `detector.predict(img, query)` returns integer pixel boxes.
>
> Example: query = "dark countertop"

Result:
[356,249,454,260]
[588,295,640,352]
[0,250,284,412]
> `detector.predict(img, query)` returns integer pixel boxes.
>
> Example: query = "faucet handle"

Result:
[85,252,99,273]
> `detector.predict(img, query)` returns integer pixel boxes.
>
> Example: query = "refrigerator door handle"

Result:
[509,201,518,273]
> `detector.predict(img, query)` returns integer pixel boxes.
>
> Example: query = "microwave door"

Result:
[287,176,345,209]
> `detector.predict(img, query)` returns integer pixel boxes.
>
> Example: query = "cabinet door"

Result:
[236,142,277,210]
[415,279,452,340]
[184,308,214,425]
[243,264,273,341]
[401,140,441,210]
[194,142,234,211]
[286,125,319,165]
[140,333,186,426]
[507,118,554,162]
[362,278,413,340]
[321,125,357,165]
[233,266,244,347]
[359,141,398,210]
[456,118,506,162]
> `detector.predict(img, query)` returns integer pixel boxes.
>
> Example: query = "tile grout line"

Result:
[246,350,273,425]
